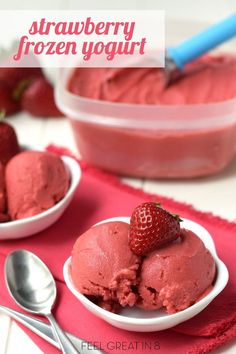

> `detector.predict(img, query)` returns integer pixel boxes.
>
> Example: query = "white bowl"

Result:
[63,217,229,332]
[0,156,81,240]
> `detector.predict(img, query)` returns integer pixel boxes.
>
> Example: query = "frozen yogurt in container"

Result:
[56,53,236,178]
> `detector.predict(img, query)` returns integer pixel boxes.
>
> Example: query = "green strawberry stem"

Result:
[172,214,183,222]
[0,110,6,121]
[12,78,31,101]
[155,202,183,222]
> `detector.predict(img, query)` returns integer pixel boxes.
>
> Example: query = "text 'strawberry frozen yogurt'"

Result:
[70,203,216,314]
[58,54,236,178]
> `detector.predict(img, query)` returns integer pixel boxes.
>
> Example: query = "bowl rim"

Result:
[57,66,236,111]
[63,217,229,325]
[0,154,81,229]
[55,70,236,130]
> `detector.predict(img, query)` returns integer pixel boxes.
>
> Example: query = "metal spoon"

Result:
[0,304,104,353]
[5,249,80,354]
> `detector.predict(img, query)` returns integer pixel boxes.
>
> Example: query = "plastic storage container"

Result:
[55,67,236,178]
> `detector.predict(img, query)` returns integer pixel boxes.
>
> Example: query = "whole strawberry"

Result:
[0,120,20,165]
[0,67,44,117]
[129,202,181,256]
[0,67,43,90]
[0,81,20,116]
[21,77,63,117]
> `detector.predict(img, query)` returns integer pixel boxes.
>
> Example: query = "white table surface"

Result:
[1,113,236,354]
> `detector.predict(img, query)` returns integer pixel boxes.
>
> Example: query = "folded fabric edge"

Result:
[186,322,236,354]
[46,144,236,233]
[174,312,236,338]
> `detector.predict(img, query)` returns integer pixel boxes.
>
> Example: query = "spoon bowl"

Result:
[5,250,56,315]
[5,250,79,353]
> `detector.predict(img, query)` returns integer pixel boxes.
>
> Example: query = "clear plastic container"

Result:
[55,71,236,178]
[55,19,236,178]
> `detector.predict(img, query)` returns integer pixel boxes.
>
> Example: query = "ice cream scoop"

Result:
[70,221,141,311]
[166,13,236,85]
[0,151,81,240]
[6,150,70,220]
[137,229,216,313]
[69,216,216,315]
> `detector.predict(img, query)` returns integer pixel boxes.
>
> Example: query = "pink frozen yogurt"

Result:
[5,151,70,220]
[0,163,8,222]
[68,55,236,105]
[70,221,216,314]
[65,54,236,178]
[137,229,216,313]
[70,221,141,311]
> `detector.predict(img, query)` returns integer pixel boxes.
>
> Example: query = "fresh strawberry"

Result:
[129,202,181,256]
[0,81,20,115]
[0,67,43,116]
[0,67,43,90]
[0,120,20,165]
[21,77,63,117]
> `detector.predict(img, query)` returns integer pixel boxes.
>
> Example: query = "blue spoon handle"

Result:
[167,13,236,69]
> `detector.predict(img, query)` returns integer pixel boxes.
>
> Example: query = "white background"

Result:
[0,0,235,22]
[1,1,235,51]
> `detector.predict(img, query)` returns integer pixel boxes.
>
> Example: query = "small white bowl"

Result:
[0,156,81,240]
[63,217,229,332]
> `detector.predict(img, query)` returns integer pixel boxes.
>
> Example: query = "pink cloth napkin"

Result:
[0,145,236,354]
